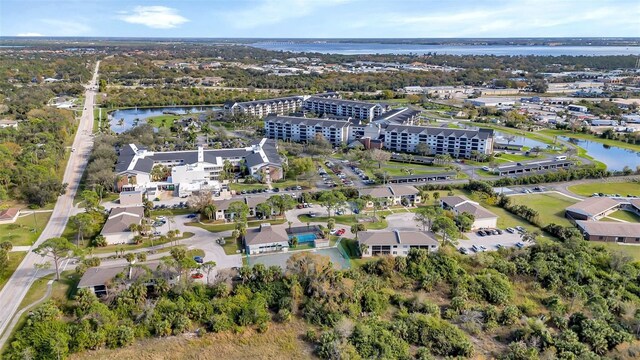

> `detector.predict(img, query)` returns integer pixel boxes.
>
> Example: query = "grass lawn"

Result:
[149,208,193,216]
[221,236,242,255]
[509,192,578,227]
[590,242,640,261]
[0,252,27,292]
[567,182,640,197]
[144,114,181,128]
[272,179,312,190]
[297,214,388,230]
[607,210,640,223]
[0,212,52,246]
[540,129,640,153]
[188,218,286,233]
[86,232,194,255]
[228,183,268,192]
[495,153,540,162]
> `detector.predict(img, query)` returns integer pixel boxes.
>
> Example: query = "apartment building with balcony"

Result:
[303,96,385,121]
[264,115,350,146]
[224,96,304,118]
[383,125,494,158]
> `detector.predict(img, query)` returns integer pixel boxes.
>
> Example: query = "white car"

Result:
[482,166,490,171]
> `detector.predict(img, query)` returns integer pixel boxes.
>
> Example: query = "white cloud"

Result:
[118,6,189,29]
[16,32,43,37]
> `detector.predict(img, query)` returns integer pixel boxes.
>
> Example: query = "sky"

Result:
[1,0,639,38]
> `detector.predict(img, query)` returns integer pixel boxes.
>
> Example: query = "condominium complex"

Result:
[303,96,385,120]
[115,138,283,195]
[383,125,494,157]
[224,96,304,118]
[264,115,350,146]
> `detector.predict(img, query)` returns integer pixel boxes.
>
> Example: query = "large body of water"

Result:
[560,137,640,172]
[251,42,640,56]
[109,106,221,132]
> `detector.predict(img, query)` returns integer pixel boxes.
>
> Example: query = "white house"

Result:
[358,230,439,257]
[244,223,290,255]
[440,196,498,230]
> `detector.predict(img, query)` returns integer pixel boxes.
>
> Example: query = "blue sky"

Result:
[1,0,639,38]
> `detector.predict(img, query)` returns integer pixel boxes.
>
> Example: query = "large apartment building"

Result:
[264,115,350,146]
[383,125,494,157]
[303,96,385,121]
[224,96,303,118]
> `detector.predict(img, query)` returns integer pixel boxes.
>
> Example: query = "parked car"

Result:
[193,256,204,264]
[515,242,525,249]
[477,230,486,236]
[506,227,515,233]
[515,226,525,232]
[191,273,204,279]
[479,245,487,252]
[459,247,469,254]
[496,229,503,235]
[336,229,346,236]
[471,245,479,252]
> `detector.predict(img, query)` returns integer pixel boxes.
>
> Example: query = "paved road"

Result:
[0,61,100,344]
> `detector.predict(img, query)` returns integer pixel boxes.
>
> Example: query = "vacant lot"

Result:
[0,212,52,246]
[70,319,315,360]
[509,192,579,227]
[568,182,640,197]
[0,252,27,291]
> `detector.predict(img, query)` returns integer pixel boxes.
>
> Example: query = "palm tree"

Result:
[201,261,217,284]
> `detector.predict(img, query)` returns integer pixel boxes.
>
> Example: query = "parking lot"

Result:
[460,230,527,253]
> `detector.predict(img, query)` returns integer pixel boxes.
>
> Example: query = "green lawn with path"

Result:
[0,252,27,292]
[509,192,579,227]
[607,210,640,223]
[0,212,52,246]
[567,182,640,197]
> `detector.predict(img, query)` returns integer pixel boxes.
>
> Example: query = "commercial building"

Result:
[303,96,385,121]
[100,206,145,245]
[383,125,494,158]
[224,96,303,118]
[244,223,290,255]
[115,139,283,195]
[494,159,573,176]
[358,230,439,257]
[575,221,640,243]
[565,197,622,221]
[464,97,516,107]
[566,198,640,243]
[263,115,350,146]
[440,196,498,230]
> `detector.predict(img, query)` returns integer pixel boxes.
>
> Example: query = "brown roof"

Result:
[0,207,19,220]
[441,196,468,208]
[358,230,439,246]
[576,221,640,238]
[566,197,620,218]
[389,184,419,196]
[244,223,289,246]
[101,206,144,234]
[359,187,393,198]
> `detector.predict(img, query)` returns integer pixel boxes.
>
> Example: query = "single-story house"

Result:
[100,206,145,245]
[565,197,622,221]
[358,230,439,257]
[0,207,20,224]
[77,261,178,297]
[119,190,144,206]
[244,223,290,255]
[440,196,498,230]
[576,221,640,244]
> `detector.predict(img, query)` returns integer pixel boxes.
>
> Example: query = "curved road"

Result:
[0,61,100,344]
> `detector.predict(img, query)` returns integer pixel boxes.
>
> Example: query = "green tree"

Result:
[227,201,250,221]
[350,223,366,239]
[69,212,94,246]
[80,190,99,211]
[256,202,272,219]
[33,237,75,280]
[431,216,459,246]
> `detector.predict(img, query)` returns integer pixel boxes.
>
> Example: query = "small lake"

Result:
[494,131,548,149]
[560,136,640,171]
[108,106,221,132]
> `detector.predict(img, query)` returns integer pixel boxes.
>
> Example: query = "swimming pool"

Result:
[290,233,317,243]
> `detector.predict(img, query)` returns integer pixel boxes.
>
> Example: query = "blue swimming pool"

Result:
[290,233,317,243]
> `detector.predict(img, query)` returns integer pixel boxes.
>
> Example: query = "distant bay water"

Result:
[251,42,640,56]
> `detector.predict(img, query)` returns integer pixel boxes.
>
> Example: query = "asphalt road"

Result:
[0,61,100,345]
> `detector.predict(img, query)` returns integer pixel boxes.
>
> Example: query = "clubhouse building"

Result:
[565,197,640,243]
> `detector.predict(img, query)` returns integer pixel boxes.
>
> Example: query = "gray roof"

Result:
[265,115,350,128]
[577,221,640,238]
[359,187,394,198]
[78,261,175,288]
[373,108,421,124]
[358,230,439,246]
[304,96,380,109]
[389,185,419,196]
[441,196,468,207]
[101,206,144,234]
[441,196,497,219]
[232,96,302,108]
[385,125,494,139]
[566,197,620,218]
[245,223,289,246]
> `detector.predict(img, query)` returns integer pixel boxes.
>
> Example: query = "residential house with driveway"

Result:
[358,230,439,257]
[244,223,290,255]
[440,195,498,230]
[100,206,145,244]
[77,261,179,297]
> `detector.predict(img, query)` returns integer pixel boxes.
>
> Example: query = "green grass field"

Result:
[143,114,181,128]
[495,153,540,162]
[509,192,578,227]
[606,210,640,223]
[228,183,268,192]
[567,182,640,197]
[590,242,640,261]
[0,212,52,246]
[0,252,27,292]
